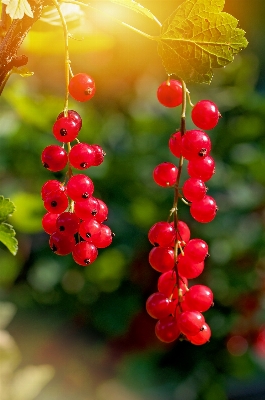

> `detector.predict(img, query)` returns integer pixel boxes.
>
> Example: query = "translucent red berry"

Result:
[181,130,211,160]
[155,315,180,343]
[153,162,178,187]
[148,221,176,247]
[184,239,208,263]
[42,212,59,235]
[53,117,80,143]
[41,145,68,172]
[146,292,175,319]
[177,254,205,279]
[187,323,211,345]
[43,191,68,214]
[74,197,99,220]
[178,310,205,336]
[69,73,96,102]
[158,270,188,298]
[56,212,80,236]
[190,195,217,223]
[95,199,108,223]
[187,155,215,182]
[182,178,207,202]
[184,285,213,312]
[72,242,98,266]
[49,231,75,255]
[41,180,65,200]
[91,145,105,166]
[149,246,175,273]
[157,80,182,108]
[169,131,182,158]
[69,143,96,170]
[79,219,101,242]
[192,100,220,130]
[92,224,113,248]
[67,174,94,202]
[57,110,82,130]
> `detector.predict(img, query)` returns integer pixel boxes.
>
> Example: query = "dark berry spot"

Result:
[60,128,67,136]
[59,226,65,231]
[103,151,106,157]
[200,326,205,331]
[51,244,57,252]
[51,201,57,207]
[86,233,91,238]
[154,242,159,247]
[91,210,97,216]
[43,163,49,169]
[206,253,210,258]
[82,192,89,199]
[80,162,88,168]
[199,148,207,157]
[85,88,93,95]
[111,232,115,237]
[84,258,91,265]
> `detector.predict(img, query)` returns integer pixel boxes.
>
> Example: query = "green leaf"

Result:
[157,0,248,84]
[0,196,16,223]
[109,0,161,25]
[0,223,18,256]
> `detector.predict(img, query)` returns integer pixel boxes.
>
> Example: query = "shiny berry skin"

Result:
[192,100,220,130]
[49,231,75,255]
[146,292,175,319]
[149,247,175,273]
[177,254,205,279]
[69,73,96,102]
[190,195,217,223]
[57,110,82,130]
[91,145,105,166]
[158,270,188,298]
[185,285,213,312]
[72,242,98,266]
[148,221,176,247]
[92,224,113,248]
[42,213,59,234]
[95,199,108,223]
[187,323,211,345]
[182,178,207,202]
[53,117,80,143]
[157,80,182,108]
[74,197,99,220]
[69,143,96,170]
[41,145,68,172]
[67,174,94,202]
[178,310,205,336]
[184,239,208,263]
[181,130,211,160]
[155,315,180,343]
[170,220,190,244]
[187,155,215,182]
[41,180,65,200]
[56,212,80,235]
[169,131,182,158]
[79,219,101,242]
[43,191,68,214]
[153,162,178,187]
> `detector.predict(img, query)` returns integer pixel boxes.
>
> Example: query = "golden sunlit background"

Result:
[0,0,265,399]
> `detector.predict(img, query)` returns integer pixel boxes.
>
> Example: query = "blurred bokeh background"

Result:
[0,0,265,399]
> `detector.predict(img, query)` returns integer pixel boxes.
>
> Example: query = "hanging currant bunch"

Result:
[40,1,113,266]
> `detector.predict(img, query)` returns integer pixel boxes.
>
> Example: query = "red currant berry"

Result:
[41,180,65,200]
[149,247,175,273]
[182,178,207,202]
[53,117,80,143]
[177,254,205,279]
[92,224,113,248]
[41,145,68,172]
[57,110,82,130]
[42,212,59,235]
[49,231,75,255]
[79,219,101,242]
[155,315,180,343]
[170,220,190,244]
[91,145,105,166]
[69,73,96,102]
[187,323,211,345]
[56,212,80,236]
[181,130,211,160]
[169,131,182,158]
[74,197,99,220]
[178,310,205,336]
[67,174,94,202]
[158,270,188,298]
[43,191,68,214]
[146,292,175,319]
[153,162,178,187]
[95,199,108,223]
[185,285,213,312]
[184,239,208,263]
[157,80,182,108]
[190,195,217,223]
[148,221,176,247]
[192,100,220,130]
[72,242,98,266]
[187,155,215,182]
[69,143,96,170]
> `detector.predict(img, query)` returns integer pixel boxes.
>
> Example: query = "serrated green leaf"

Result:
[157,0,248,84]
[0,196,16,223]
[0,223,18,256]
[109,0,161,24]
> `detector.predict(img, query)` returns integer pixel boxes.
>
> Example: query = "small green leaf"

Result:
[157,0,248,84]
[0,223,18,256]
[109,0,161,25]
[0,196,16,223]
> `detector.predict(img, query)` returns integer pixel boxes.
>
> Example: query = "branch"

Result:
[0,0,46,91]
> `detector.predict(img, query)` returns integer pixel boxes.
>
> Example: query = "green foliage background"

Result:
[0,1,265,399]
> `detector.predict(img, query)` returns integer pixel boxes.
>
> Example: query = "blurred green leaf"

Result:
[11,192,43,234]
[157,0,248,83]
[109,0,161,23]
[0,302,17,329]
[0,223,18,256]
[0,196,15,223]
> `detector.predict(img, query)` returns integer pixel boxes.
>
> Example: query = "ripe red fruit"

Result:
[187,323,211,345]
[184,238,208,263]
[177,254,205,279]
[149,247,175,273]
[72,242,98,266]
[190,195,217,223]
[169,130,182,158]
[146,292,175,319]
[157,80,182,108]
[153,162,178,187]
[69,73,96,102]
[158,270,188,298]
[192,100,220,130]
[41,180,65,200]
[182,178,207,202]
[181,129,211,160]
[49,231,75,255]
[43,191,68,214]
[69,143,96,170]
[92,224,113,248]
[148,221,176,247]
[53,116,80,143]
[79,219,101,242]
[56,212,80,236]
[155,315,180,343]
[74,197,99,220]
[178,310,205,336]
[187,155,215,182]
[42,213,59,235]
[41,145,68,172]
[67,174,94,202]
[91,145,105,166]
[57,110,82,130]
[184,285,213,312]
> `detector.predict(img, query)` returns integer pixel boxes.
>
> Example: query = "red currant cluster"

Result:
[146,79,220,345]
[41,74,113,266]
